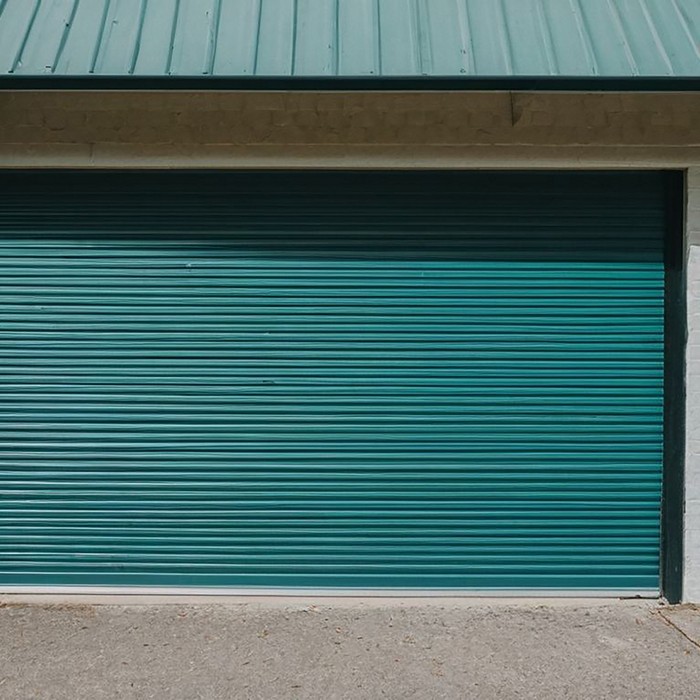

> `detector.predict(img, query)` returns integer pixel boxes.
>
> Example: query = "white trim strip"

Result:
[0,586,660,598]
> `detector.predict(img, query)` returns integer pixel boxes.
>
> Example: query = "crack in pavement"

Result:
[656,609,700,651]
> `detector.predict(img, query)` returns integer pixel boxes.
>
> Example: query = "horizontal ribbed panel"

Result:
[0,0,697,77]
[0,171,665,590]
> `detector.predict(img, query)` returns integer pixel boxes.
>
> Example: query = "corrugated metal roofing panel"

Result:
[0,0,697,80]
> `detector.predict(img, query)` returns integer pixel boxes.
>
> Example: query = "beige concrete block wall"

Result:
[0,91,699,167]
[686,168,700,602]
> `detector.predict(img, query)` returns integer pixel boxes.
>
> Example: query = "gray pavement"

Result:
[1,597,699,699]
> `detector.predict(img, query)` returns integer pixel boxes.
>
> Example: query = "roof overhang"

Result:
[1,1,698,91]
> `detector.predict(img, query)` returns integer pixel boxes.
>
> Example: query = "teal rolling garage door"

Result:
[0,172,665,592]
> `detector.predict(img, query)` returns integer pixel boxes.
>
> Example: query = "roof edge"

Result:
[0,76,699,92]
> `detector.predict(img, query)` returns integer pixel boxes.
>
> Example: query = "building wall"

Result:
[1,89,699,600]
[686,169,700,602]
[0,91,699,167]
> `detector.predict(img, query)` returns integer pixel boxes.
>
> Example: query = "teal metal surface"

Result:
[0,171,665,590]
[0,0,697,78]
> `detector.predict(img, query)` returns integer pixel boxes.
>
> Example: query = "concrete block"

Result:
[684,527,700,601]
[686,230,700,601]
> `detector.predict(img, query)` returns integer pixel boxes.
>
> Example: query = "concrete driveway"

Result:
[1,597,699,699]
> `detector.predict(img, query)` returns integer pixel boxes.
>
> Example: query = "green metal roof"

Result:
[0,0,698,88]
